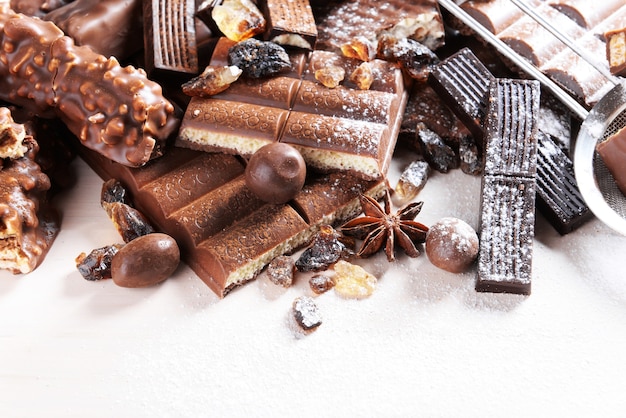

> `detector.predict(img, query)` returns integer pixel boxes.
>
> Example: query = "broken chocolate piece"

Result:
[262,0,317,50]
[605,27,626,76]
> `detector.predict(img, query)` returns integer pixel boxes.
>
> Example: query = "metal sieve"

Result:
[438,0,626,235]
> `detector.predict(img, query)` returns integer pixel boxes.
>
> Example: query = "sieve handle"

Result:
[438,0,589,120]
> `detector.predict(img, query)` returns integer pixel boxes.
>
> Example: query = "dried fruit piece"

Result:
[211,0,266,42]
[332,260,377,299]
[314,65,345,88]
[295,225,353,272]
[377,35,439,81]
[102,201,156,243]
[349,61,374,90]
[267,255,296,287]
[182,65,243,97]
[292,296,322,331]
[75,244,123,281]
[309,274,335,294]
[459,135,482,176]
[416,123,458,173]
[228,39,291,78]
[341,36,377,61]
[101,178,130,205]
[394,160,431,205]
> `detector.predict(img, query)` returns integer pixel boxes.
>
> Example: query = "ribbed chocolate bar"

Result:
[428,48,492,144]
[483,79,539,177]
[143,0,198,75]
[428,47,592,234]
[548,0,625,29]
[476,78,539,295]
[262,0,318,50]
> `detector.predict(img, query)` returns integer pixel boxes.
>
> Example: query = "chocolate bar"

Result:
[476,79,539,295]
[313,0,445,52]
[460,0,527,35]
[0,9,179,167]
[596,126,626,197]
[143,0,199,75]
[429,47,592,234]
[548,0,625,29]
[78,142,385,297]
[261,0,318,50]
[43,0,144,60]
[177,40,407,180]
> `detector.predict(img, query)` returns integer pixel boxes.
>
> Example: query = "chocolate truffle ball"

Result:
[245,143,306,204]
[425,217,479,273]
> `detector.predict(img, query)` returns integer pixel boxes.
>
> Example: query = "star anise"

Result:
[340,190,429,262]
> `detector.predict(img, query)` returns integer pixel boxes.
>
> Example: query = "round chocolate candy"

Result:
[425,217,479,273]
[111,233,180,288]
[245,143,306,204]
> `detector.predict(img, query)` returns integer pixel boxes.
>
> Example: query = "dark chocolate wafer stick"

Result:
[429,47,592,234]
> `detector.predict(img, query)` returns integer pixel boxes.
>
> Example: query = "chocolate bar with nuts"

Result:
[0,108,59,274]
[476,79,539,295]
[0,8,179,167]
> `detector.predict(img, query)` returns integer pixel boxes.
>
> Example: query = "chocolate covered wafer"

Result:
[143,0,198,75]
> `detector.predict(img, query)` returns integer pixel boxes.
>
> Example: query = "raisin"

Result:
[102,201,155,243]
[309,274,335,294]
[295,225,353,272]
[228,39,291,79]
[292,296,322,331]
[416,123,458,173]
[75,244,123,281]
[101,178,129,205]
[394,160,431,205]
[181,65,242,97]
[377,35,439,81]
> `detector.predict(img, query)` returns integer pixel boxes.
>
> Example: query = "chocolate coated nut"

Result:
[425,217,479,273]
[111,233,180,288]
[245,143,306,204]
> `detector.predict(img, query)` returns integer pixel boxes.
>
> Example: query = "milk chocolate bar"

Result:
[43,0,144,60]
[605,27,626,76]
[79,141,385,297]
[313,0,444,52]
[0,8,179,167]
[143,0,199,75]
[429,47,592,234]
[460,0,527,35]
[261,0,318,50]
[177,41,407,180]
[548,0,625,29]
[477,79,539,295]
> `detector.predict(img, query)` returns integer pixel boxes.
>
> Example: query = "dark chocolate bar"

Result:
[476,79,539,295]
[428,47,592,234]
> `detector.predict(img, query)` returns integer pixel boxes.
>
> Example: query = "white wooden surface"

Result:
[1,156,625,417]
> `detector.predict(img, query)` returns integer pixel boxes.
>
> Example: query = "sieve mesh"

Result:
[594,109,626,218]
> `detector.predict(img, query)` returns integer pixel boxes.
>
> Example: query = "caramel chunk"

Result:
[211,0,265,42]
